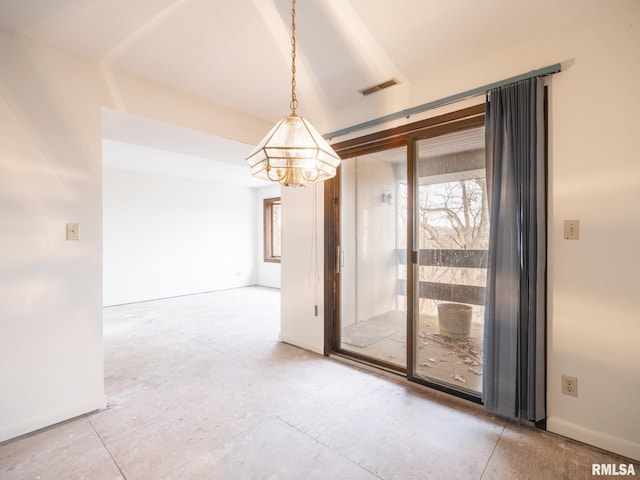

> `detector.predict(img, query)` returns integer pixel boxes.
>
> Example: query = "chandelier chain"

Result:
[290,0,298,112]
[245,0,340,187]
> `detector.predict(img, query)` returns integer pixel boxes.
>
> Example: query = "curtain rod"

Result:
[323,63,561,140]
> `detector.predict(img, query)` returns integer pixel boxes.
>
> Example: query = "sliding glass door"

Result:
[328,104,487,399]
[410,126,488,396]
[338,146,407,370]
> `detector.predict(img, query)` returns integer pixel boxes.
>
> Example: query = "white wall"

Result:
[254,184,282,289]
[0,27,270,443]
[103,154,256,305]
[340,156,398,325]
[542,3,640,459]
[280,0,640,460]
[0,29,106,442]
[355,157,397,322]
[104,140,279,304]
[280,184,325,355]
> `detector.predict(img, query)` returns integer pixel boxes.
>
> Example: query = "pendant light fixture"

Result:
[246,0,341,187]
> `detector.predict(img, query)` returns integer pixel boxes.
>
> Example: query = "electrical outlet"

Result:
[562,374,578,397]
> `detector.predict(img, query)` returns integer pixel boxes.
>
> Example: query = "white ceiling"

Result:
[0,0,624,182]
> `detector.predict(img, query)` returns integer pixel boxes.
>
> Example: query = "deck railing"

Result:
[394,248,488,305]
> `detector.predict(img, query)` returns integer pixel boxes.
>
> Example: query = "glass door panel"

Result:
[339,146,407,369]
[412,126,488,395]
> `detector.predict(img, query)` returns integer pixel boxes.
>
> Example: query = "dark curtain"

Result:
[483,77,546,421]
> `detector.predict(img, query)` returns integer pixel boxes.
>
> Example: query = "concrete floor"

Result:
[0,286,636,479]
[341,310,484,393]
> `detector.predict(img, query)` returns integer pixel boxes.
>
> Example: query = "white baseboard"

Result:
[0,395,107,444]
[278,334,324,356]
[547,416,640,462]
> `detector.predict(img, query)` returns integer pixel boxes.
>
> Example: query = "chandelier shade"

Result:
[245,0,340,187]
[246,113,341,187]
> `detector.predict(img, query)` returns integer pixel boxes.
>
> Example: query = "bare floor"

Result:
[1,287,636,479]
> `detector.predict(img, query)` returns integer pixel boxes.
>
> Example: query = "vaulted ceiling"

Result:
[0,0,624,125]
[0,0,624,182]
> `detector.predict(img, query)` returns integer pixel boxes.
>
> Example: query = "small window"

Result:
[264,197,281,263]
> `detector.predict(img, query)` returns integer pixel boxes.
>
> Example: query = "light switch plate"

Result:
[66,223,79,241]
[564,220,579,240]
